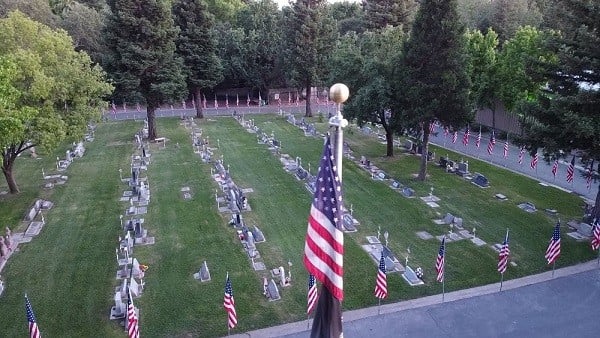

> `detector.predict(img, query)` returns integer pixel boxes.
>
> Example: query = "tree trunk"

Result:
[194,87,204,119]
[417,129,429,181]
[381,112,394,157]
[147,104,157,140]
[305,84,312,117]
[2,156,19,194]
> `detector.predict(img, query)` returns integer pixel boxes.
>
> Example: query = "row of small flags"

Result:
[431,123,596,189]
[110,91,330,113]
[22,217,600,337]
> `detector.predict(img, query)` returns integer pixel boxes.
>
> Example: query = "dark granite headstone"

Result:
[472,173,489,188]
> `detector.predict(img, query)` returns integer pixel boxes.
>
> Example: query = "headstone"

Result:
[472,173,490,188]
[577,223,593,237]
[453,217,464,229]
[246,231,256,250]
[402,266,425,286]
[391,181,401,189]
[443,213,454,225]
[457,162,469,176]
[25,207,38,221]
[131,258,145,279]
[404,140,413,150]
[110,292,126,319]
[518,202,536,213]
[252,226,266,243]
[0,238,8,257]
[267,278,281,301]
[278,266,289,287]
[401,187,415,198]
[200,261,211,281]
[129,278,143,298]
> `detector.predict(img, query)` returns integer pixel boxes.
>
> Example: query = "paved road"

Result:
[232,262,600,338]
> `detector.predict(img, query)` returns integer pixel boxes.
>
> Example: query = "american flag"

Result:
[136,102,141,113]
[487,131,496,155]
[225,94,229,108]
[497,230,510,274]
[518,147,525,164]
[462,128,470,146]
[429,121,436,134]
[182,100,186,109]
[443,126,449,138]
[436,237,446,282]
[530,153,538,170]
[475,129,481,148]
[304,137,344,300]
[127,288,140,338]
[307,274,318,314]
[503,140,509,158]
[374,251,388,299]
[551,159,558,177]
[214,95,218,109]
[566,156,575,183]
[25,295,41,338]
[545,221,561,265]
[224,274,238,329]
[452,131,458,144]
[247,93,250,107]
[591,219,600,251]
[236,94,239,107]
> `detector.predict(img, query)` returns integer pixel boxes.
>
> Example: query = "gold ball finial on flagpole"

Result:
[329,83,349,104]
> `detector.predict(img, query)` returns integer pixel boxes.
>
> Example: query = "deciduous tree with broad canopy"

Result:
[0,11,112,194]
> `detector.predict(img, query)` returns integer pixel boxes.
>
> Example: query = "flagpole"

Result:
[499,272,505,291]
[378,298,381,315]
[552,261,556,277]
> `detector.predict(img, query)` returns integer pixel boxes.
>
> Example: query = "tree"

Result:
[518,0,600,220]
[105,0,185,140]
[363,0,417,32]
[328,1,365,35]
[285,0,335,117]
[60,1,107,64]
[234,0,286,92]
[0,11,112,193]
[173,0,223,118]
[337,27,405,157]
[0,0,59,27]
[466,28,502,128]
[392,0,471,181]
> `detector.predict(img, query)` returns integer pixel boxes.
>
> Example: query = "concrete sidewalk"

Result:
[230,260,600,337]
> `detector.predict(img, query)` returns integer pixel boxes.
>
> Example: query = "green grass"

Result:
[0,114,594,337]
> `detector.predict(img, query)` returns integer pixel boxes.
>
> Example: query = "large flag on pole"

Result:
[591,219,600,251]
[429,121,436,134]
[503,139,509,159]
[224,274,238,329]
[25,295,41,338]
[374,251,388,299]
[566,156,575,183]
[530,153,538,170]
[307,274,318,314]
[127,288,140,338]
[487,131,496,155]
[304,137,343,337]
[436,237,446,282]
[497,230,510,273]
[475,128,481,148]
[545,221,561,264]
[518,147,525,164]
[551,159,558,177]
[462,127,470,146]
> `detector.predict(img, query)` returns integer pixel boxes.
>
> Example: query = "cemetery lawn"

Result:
[0,114,595,337]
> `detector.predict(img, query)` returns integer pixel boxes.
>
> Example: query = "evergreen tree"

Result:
[393,0,471,181]
[105,0,185,139]
[285,0,335,117]
[173,0,223,118]
[518,0,600,219]
[363,0,417,31]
